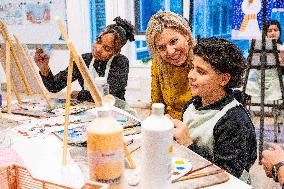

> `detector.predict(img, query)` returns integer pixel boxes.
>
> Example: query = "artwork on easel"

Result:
[0,42,42,94]
[0,19,53,116]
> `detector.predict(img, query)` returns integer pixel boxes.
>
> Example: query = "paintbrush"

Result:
[173,168,225,183]
[123,122,141,129]
[187,163,213,175]
[171,163,213,183]
[130,145,141,154]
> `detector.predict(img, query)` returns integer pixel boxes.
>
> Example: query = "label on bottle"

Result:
[88,149,124,185]
[88,149,124,164]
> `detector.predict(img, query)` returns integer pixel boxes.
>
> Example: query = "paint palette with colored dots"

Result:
[171,157,193,182]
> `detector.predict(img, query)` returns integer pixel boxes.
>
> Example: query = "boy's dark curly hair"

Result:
[193,37,247,88]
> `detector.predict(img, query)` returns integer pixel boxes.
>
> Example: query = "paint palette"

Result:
[53,124,88,146]
[50,106,88,115]
[171,157,193,182]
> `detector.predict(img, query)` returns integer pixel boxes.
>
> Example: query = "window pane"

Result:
[134,0,184,61]
[135,40,150,60]
[193,0,250,57]
[90,0,106,44]
[170,0,183,15]
[135,0,165,33]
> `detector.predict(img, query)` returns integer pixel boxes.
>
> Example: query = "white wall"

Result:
[0,0,91,92]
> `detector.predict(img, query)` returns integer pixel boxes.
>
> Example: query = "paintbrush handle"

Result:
[130,146,141,154]
[124,143,136,169]
[174,169,224,183]
[189,163,213,174]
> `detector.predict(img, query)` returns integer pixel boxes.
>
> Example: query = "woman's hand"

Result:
[170,117,193,147]
[34,48,50,76]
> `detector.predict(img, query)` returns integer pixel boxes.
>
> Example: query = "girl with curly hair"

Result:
[34,17,135,102]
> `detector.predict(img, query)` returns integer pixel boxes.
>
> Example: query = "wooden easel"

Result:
[13,34,52,109]
[0,20,52,114]
[55,17,136,169]
[242,38,284,161]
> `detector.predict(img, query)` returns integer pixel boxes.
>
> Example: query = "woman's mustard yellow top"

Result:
[151,58,192,120]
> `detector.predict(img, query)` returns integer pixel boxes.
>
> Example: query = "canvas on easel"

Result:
[0,41,42,94]
[0,20,52,115]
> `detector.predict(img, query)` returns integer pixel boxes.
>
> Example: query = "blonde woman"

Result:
[146,11,194,119]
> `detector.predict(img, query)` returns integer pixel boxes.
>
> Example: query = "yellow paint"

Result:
[168,145,173,153]
[175,161,184,165]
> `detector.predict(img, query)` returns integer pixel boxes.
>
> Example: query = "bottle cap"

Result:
[151,103,165,115]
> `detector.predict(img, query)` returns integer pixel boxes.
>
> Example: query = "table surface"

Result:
[1,111,253,189]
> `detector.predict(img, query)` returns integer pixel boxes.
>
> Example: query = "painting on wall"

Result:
[25,1,51,24]
[0,0,67,44]
[231,0,274,40]
[273,0,284,12]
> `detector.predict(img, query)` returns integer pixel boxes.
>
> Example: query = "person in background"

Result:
[245,19,284,103]
[262,144,284,188]
[267,20,282,44]
[34,17,135,102]
[266,20,283,64]
[145,11,194,119]
[171,37,257,183]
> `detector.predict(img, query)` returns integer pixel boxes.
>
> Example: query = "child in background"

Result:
[172,37,257,183]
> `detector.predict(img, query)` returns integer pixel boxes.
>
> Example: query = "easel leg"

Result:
[62,53,74,166]
[124,143,136,169]
[6,43,12,114]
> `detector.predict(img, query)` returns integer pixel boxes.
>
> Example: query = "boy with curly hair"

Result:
[172,37,257,183]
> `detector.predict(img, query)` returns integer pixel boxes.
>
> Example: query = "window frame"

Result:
[134,0,184,35]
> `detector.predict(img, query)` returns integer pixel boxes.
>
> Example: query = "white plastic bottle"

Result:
[87,107,124,189]
[141,103,174,189]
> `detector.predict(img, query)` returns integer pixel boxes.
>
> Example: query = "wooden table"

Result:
[1,111,253,189]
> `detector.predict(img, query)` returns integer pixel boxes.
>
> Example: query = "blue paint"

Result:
[176,167,185,170]
[117,119,127,123]
[55,125,87,140]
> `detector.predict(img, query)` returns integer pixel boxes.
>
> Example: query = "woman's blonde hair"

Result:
[146,11,194,56]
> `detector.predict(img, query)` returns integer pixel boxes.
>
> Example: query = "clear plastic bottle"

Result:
[94,77,109,97]
[87,107,124,189]
[141,103,174,189]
